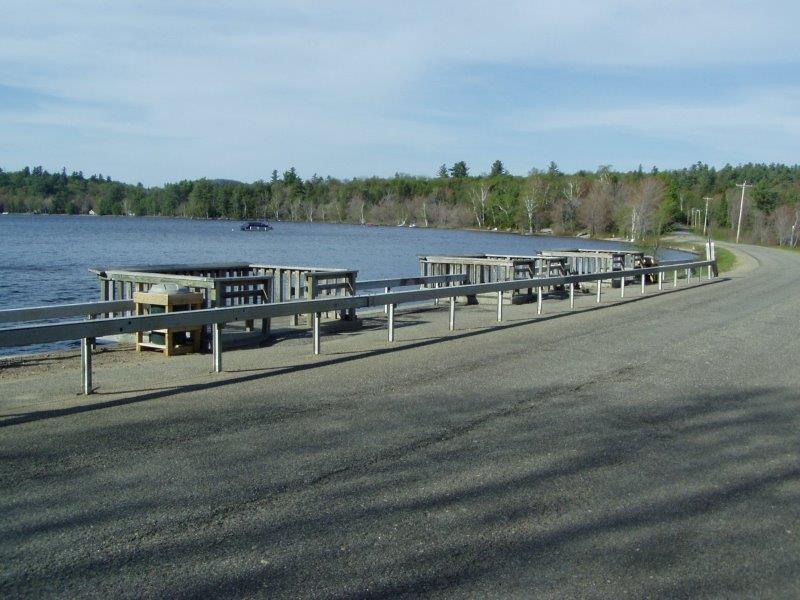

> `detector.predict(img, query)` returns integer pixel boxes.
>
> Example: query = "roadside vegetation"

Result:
[0,161,797,247]
[668,240,736,274]
[713,247,736,272]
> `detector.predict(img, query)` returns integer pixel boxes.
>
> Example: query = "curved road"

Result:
[1,243,799,598]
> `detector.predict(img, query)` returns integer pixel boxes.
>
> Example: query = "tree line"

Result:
[1,161,798,246]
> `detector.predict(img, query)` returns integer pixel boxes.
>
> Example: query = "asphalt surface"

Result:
[2,242,799,598]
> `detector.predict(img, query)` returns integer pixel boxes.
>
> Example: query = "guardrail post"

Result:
[497,291,503,322]
[305,273,317,330]
[596,279,602,303]
[449,297,455,331]
[212,323,223,372]
[384,287,390,314]
[388,303,395,342]
[569,283,575,308]
[658,271,663,291]
[313,312,321,354]
[80,337,92,395]
[537,287,543,315]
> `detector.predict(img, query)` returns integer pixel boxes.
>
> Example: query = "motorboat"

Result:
[240,221,273,231]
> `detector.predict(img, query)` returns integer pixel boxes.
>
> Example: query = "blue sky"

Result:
[1,1,798,185]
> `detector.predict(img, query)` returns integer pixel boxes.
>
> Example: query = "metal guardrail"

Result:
[0,300,135,324]
[0,259,715,395]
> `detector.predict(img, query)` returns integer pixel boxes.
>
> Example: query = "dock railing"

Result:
[92,263,358,329]
[0,259,716,395]
[355,273,467,314]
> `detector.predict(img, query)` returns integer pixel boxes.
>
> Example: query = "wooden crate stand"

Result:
[134,290,204,356]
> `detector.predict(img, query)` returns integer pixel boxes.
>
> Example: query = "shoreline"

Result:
[0,211,633,245]
[0,218,696,362]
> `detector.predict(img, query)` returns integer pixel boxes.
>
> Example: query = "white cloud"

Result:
[0,1,798,182]
[508,87,800,142]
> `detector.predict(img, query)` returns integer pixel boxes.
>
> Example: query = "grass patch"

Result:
[714,247,736,272]
[663,239,737,273]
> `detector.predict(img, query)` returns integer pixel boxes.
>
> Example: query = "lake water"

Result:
[0,214,691,355]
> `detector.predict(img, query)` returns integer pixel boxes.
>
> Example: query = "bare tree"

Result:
[409,195,431,227]
[521,176,548,234]
[552,177,582,233]
[268,183,285,220]
[302,200,314,222]
[774,204,796,246]
[578,178,614,236]
[470,183,489,228]
[490,194,515,228]
[347,195,366,225]
[287,198,299,221]
[627,177,663,240]
[370,196,399,225]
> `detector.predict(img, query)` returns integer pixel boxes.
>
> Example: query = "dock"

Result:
[1,244,717,395]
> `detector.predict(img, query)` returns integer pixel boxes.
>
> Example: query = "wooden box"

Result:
[134,290,204,356]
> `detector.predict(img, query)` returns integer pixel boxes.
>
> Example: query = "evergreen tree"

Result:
[715,193,730,228]
[490,160,505,177]
[450,161,468,178]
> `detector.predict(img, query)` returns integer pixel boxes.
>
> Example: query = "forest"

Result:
[0,161,798,247]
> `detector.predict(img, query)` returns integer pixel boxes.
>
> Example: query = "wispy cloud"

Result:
[1,1,798,183]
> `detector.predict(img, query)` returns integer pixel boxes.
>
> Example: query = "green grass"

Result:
[664,239,737,273]
[714,247,736,273]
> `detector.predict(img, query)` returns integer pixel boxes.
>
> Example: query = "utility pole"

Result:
[702,196,712,235]
[735,181,752,243]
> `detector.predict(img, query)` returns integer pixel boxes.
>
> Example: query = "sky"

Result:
[1,0,798,185]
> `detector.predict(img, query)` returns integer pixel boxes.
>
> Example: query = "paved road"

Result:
[2,243,799,598]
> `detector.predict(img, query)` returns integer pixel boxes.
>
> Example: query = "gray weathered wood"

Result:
[0,260,715,349]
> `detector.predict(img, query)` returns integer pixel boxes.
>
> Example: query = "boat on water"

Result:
[240,221,273,231]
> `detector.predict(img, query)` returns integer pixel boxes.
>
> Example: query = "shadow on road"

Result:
[3,383,797,597]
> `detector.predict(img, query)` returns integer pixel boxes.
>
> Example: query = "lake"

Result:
[0,214,692,355]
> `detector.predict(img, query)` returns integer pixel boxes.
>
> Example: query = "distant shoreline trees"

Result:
[0,161,797,246]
